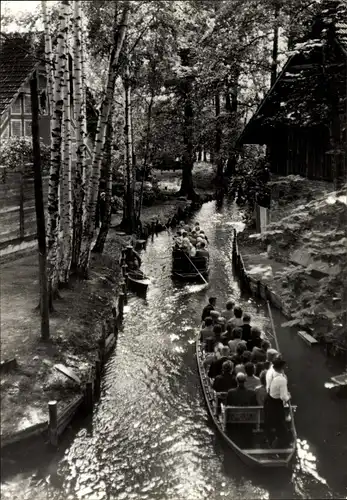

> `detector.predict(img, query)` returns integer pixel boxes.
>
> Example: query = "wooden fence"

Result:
[0,167,49,248]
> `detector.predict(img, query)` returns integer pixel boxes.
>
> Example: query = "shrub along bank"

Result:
[237,175,347,354]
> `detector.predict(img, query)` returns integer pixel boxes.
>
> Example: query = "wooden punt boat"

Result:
[127,270,150,295]
[172,248,209,281]
[196,336,297,467]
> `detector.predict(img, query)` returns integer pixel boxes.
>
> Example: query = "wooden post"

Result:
[118,292,125,320]
[122,264,128,277]
[48,400,58,446]
[19,169,24,240]
[121,280,128,305]
[98,335,106,362]
[84,381,93,413]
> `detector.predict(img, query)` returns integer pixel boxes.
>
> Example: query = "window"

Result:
[11,96,22,114]
[40,90,47,113]
[23,94,31,114]
[24,120,32,137]
[11,120,22,137]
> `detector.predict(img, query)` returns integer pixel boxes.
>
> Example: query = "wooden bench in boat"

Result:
[297,330,318,346]
[220,404,297,432]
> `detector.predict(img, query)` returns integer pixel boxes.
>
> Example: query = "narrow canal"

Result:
[2,201,347,500]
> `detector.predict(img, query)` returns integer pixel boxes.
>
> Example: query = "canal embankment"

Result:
[236,175,347,356]
[0,163,215,450]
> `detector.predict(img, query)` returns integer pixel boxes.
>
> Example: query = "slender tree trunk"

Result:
[78,1,129,277]
[60,10,73,285]
[41,0,54,111]
[215,90,224,185]
[178,48,196,199]
[203,150,207,162]
[225,72,240,177]
[71,0,87,271]
[271,2,280,87]
[122,61,136,232]
[30,71,50,340]
[138,91,154,220]
[46,0,69,306]
[92,111,114,253]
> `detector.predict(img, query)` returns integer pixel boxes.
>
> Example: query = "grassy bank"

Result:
[237,175,347,353]
[0,162,215,442]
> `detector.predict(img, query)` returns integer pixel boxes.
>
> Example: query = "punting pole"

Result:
[183,252,208,285]
[266,300,297,441]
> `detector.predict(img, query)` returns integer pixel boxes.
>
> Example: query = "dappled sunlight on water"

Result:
[2,201,347,500]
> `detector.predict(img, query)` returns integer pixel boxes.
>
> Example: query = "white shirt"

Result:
[266,365,275,391]
[221,310,234,321]
[268,372,290,402]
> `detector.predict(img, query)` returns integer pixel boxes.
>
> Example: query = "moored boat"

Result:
[127,270,150,295]
[196,336,297,467]
[172,248,209,281]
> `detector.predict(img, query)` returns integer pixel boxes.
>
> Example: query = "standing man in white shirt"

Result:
[263,355,291,448]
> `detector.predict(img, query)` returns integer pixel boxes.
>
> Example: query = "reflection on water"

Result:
[2,202,347,500]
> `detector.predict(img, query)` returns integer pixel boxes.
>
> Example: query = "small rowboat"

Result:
[127,270,150,295]
[196,335,297,467]
[172,248,209,282]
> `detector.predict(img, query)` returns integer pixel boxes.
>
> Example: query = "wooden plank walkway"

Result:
[297,330,318,346]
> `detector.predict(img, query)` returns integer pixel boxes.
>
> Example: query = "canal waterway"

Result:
[2,201,347,500]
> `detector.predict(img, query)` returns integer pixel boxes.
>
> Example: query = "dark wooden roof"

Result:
[0,33,44,115]
[238,1,347,145]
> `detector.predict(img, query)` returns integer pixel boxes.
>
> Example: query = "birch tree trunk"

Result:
[138,91,154,220]
[78,1,130,277]
[41,0,54,112]
[46,0,69,306]
[121,61,136,233]
[71,0,87,271]
[92,110,114,254]
[60,4,73,285]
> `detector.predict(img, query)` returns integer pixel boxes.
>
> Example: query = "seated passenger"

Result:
[199,230,209,243]
[212,360,237,392]
[124,245,142,271]
[221,323,233,345]
[216,316,227,333]
[195,241,209,260]
[210,310,221,324]
[189,230,198,245]
[205,324,222,352]
[241,313,252,348]
[255,361,265,377]
[255,370,267,405]
[244,362,260,390]
[228,306,243,328]
[226,372,257,406]
[221,300,235,322]
[251,339,271,363]
[208,345,231,379]
[228,327,243,353]
[181,231,191,252]
[200,316,214,343]
[175,231,183,246]
[233,340,247,363]
[249,326,262,351]
[203,342,223,370]
[202,297,217,321]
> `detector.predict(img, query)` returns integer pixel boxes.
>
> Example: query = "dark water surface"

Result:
[2,202,347,500]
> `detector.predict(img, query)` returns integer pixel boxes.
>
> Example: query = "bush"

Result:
[0,137,50,175]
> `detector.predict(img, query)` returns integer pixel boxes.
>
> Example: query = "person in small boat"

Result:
[228,327,243,353]
[255,370,267,405]
[212,360,237,392]
[216,316,227,333]
[183,223,191,232]
[203,342,223,370]
[226,372,257,406]
[124,245,142,271]
[255,361,265,377]
[195,241,209,260]
[232,339,247,363]
[209,310,221,324]
[244,362,260,391]
[202,297,217,321]
[234,350,251,374]
[227,306,243,328]
[208,345,231,379]
[205,324,223,352]
[181,231,192,252]
[221,323,233,345]
[249,326,262,351]
[189,230,198,245]
[200,316,214,344]
[263,355,291,447]
[221,300,235,322]
[199,230,209,244]
[251,339,271,363]
[241,313,252,348]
